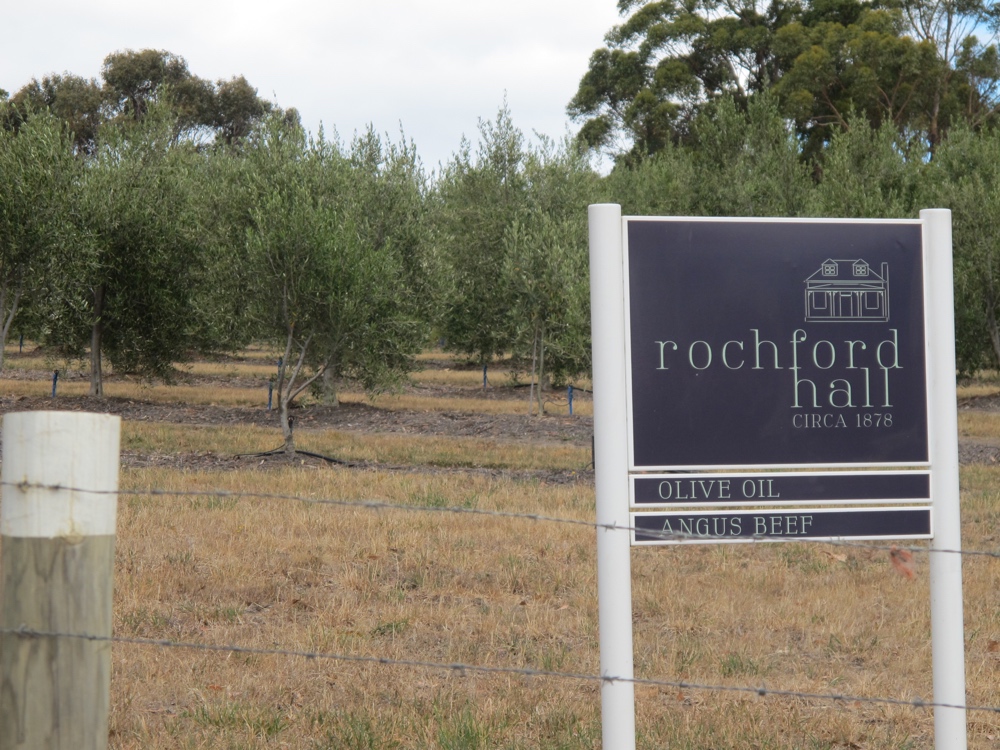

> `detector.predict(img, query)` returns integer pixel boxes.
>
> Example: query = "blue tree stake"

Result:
[19,334,23,353]
[483,363,488,389]
[51,371,58,398]
[267,382,273,411]
[568,385,574,415]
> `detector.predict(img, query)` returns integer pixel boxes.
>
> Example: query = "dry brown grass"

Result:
[957,384,1000,400]
[0,378,270,407]
[176,361,280,379]
[100,463,1000,749]
[3,348,999,748]
[362,391,593,418]
[409,367,512,386]
[123,421,591,472]
[110,468,601,749]
[406,365,592,391]
[959,411,1000,440]
[0,376,593,416]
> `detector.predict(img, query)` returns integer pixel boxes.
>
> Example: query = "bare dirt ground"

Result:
[3,363,998,468]
[958,393,1000,464]
[0,383,596,482]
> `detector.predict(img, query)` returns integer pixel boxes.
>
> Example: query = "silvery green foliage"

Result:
[239,114,425,451]
[0,107,84,371]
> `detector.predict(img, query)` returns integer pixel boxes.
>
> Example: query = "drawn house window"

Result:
[804,259,889,322]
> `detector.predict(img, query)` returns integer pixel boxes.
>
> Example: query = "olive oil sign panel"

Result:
[624,219,928,470]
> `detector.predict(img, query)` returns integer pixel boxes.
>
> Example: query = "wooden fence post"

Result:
[0,411,121,750]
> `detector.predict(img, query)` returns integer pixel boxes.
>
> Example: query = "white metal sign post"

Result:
[922,209,967,746]
[588,204,966,749]
[588,203,636,749]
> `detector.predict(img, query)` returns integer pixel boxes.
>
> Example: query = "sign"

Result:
[631,506,932,545]
[631,471,930,507]
[624,219,929,470]
[588,206,966,750]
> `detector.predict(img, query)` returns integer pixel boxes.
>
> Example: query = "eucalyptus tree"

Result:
[241,116,423,452]
[0,107,82,370]
[892,0,1000,146]
[100,49,214,133]
[568,0,798,163]
[8,50,273,150]
[101,50,277,146]
[212,75,273,147]
[570,0,1000,163]
[5,74,104,154]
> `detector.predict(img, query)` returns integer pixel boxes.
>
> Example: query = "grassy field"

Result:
[3,351,1000,748]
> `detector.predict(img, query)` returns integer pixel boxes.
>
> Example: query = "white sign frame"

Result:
[588,205,966,750]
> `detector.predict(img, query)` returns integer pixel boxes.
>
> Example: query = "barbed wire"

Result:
[4,478,1000,561]
[4,479,999,729]
[0,625,995,716]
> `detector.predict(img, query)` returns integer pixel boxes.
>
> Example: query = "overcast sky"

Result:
[3,1,622,172]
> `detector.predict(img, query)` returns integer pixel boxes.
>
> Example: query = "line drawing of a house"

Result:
[804,259,889,322]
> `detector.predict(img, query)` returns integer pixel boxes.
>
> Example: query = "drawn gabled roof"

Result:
[805,259,885,284]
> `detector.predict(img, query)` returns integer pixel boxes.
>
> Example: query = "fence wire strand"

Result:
[3,479,999,561]
[1,625,997,716]
[3,479,1000,720]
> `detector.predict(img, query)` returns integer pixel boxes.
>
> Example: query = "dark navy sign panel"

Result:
[632,507,932,545]
[625,219,929,469]
[632,471,930,506]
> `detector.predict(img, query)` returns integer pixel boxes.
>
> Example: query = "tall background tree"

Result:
[5,74,104,154]
[894,0,1000,145]
[7,49,272,150]
[570,0,1000,163]
[568,0,795,163]
[772,3,943,159]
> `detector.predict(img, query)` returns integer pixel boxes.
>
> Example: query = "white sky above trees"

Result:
[3,0,621,172]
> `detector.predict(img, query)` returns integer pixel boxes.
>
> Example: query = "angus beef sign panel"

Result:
[624,219,929,470]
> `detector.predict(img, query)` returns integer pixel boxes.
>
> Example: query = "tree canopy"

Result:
[6,49,273,150]
[8,43,1000,409]
[569,0,1000,163]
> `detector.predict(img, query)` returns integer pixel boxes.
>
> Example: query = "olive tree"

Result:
[503,138,597,411]
[433,103,528,367]
[0,107,82,370]
[43,106,204,395]
[923,125,1000,372]
[241,116,423,452]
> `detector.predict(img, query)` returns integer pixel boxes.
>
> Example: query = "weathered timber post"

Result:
[0,411,121,750]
